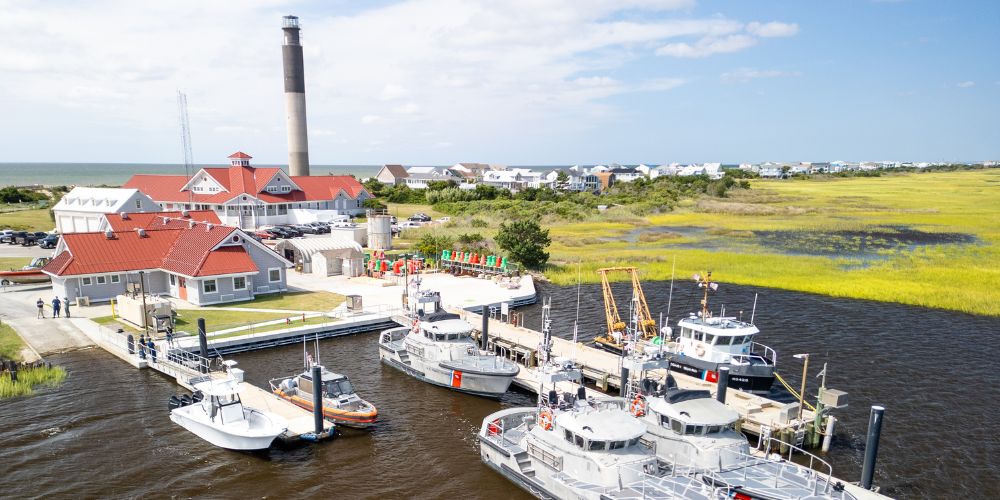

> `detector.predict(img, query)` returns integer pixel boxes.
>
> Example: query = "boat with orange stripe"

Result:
[270,365,378,429]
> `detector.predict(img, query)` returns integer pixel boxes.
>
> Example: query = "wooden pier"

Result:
[456,309,820,448]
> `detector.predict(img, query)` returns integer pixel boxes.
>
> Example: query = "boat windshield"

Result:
[325,379,355,397]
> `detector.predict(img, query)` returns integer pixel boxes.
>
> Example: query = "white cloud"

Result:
[310,128,338,136]
[956,81,975,88]
[721,68,802,83]
[393,102,421,115]
[657,35,757,58]
[361,114,382,124]
[746,21,799,38]
[379,84,409,100]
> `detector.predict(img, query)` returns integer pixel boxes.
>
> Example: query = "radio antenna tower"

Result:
[177,91,195,204]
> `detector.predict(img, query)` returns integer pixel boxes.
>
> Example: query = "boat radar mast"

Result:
[693,271,719,319]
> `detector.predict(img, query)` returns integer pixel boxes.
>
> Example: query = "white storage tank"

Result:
[367,214,392,250]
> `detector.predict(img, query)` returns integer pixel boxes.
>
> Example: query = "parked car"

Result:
[306,222,330,233]
[8,231,28,245]
[293,224,320,235]
[255,230,278,240]
[0,229,13,243]
[408,213,432,222]
[264,227,292,239]
[398,221,422,229]
[38,234,60,249]
[280,225,303,237]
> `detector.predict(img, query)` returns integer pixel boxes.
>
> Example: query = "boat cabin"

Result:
[194,378,249,425]
[675,315,765,364]
[646,389,740,437]
[554,409,646,452]
[418,312,475,342]
[298,369,356,399]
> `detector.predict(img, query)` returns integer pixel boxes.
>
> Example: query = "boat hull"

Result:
[0,270,49,285]
[169,409,283,451]
[667,359,775,394]
[275,391,378,429]
[378,344,514,399]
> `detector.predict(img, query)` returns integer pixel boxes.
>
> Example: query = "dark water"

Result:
[1,282,998,498]
[518,280,1000,499]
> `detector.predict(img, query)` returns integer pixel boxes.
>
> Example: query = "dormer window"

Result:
[280,186,291,193]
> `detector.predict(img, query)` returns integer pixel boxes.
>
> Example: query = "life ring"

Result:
[695,344,706,357]
[538,409,554,431]
[630,396,647,417]
[487,419,502,436]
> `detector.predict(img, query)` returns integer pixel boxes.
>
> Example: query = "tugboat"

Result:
[478,359,725,499]
[378,284,519,398]
[168,362,287,450]
[622,359,855,499]
[271,364,378,429]
[666,272,776,394]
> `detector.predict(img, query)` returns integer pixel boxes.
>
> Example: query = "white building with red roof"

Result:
[122,152,371,230]
[41,221,292,306]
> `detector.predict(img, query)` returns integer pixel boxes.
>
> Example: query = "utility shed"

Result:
[274,237,364,277]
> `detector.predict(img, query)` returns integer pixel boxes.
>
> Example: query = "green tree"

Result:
[416,232,455,261]
[555,170,570,190]
[495,220,551,270]
[363,198,386,210]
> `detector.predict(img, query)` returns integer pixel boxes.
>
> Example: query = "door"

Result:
[178,277,187,301]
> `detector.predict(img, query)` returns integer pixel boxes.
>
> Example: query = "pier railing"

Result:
[90,323,218,385]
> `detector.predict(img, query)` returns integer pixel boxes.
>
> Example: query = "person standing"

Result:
[51,297,61,318]
[63,297,71,318]
[165,326,174,347]
[36,298,45,318]
[148,339,157,364]
[138,334,146,360]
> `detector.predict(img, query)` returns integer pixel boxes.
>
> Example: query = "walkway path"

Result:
[0,287,94,356]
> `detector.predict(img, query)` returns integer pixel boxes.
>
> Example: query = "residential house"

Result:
[123,152,370,230]
[41,221,292,306]
[609,166,644,183]
[593,172,616,192]
[480,170,526,191]
[375,164,409,185]
[401,166,460,189]
[52,187,160,234]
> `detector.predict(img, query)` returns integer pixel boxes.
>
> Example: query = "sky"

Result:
[0,0,997,165]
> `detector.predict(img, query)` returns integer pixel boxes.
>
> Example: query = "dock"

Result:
[455,309,820,448]
[72,318,334,442]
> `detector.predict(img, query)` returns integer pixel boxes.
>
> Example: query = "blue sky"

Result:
[0,0,997,165]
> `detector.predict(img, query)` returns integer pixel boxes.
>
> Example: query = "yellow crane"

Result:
[593,267,658,354]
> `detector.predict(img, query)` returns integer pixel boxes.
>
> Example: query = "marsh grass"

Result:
[0,365,67,399]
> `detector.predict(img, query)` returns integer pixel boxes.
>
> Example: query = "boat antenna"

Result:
[540,297,552,365]
[314,332,321,366]
[572,260,581,362]
[750,292,759,324]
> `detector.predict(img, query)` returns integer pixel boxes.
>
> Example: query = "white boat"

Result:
[622,355,855,499]
[378,288,518,398]
[478,361,726,499]
[169,368,287,451]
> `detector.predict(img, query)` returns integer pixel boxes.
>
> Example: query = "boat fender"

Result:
[167,395,183,411]
[630,396,647,417]
[191,390,204,404]
[538,410,554,431]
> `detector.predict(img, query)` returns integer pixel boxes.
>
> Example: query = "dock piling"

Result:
[861,405,885,489]
[197,318,208,373]
[481,305,489,351]
[619,366,629,397]
[312,364,324,434]
[716,366,730,403]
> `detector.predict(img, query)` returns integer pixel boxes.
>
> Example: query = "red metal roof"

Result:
[103,210,221,231]
[42,224,259,278]
[122,166,366,204]
[228,151,253,159]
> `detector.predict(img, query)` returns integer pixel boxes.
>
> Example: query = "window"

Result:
[135,199,142,209]
[110,275,120,283]
[278,205,288,215]
[82,277,92,286]
[96,276,107,285]
[233,276,247,290]
[169,274,176,286]
[574,435,584,448]
[671,419,684,434]
[609,440,625,450]
[268,268,281,282]
[564,430,573,443]
[588,440,606,451]
[203,279,217,294]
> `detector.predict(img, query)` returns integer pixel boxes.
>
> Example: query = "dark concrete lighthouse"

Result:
[282,15,310,176]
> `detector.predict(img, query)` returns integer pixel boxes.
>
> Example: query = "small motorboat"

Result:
[169,365,287,451]
[0,257,51,286]
[271,364,378,429]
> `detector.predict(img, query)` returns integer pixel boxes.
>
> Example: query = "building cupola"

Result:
[228,151,252,167]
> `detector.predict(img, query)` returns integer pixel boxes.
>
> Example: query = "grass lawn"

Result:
[0,257,32,271]
[173,309,295,333]
[221,291,346,312]
[0,323,27,360]
[385,202,443,220]
[208,315,338,340]
[0,207,54,231]
[540,170,1000,316]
